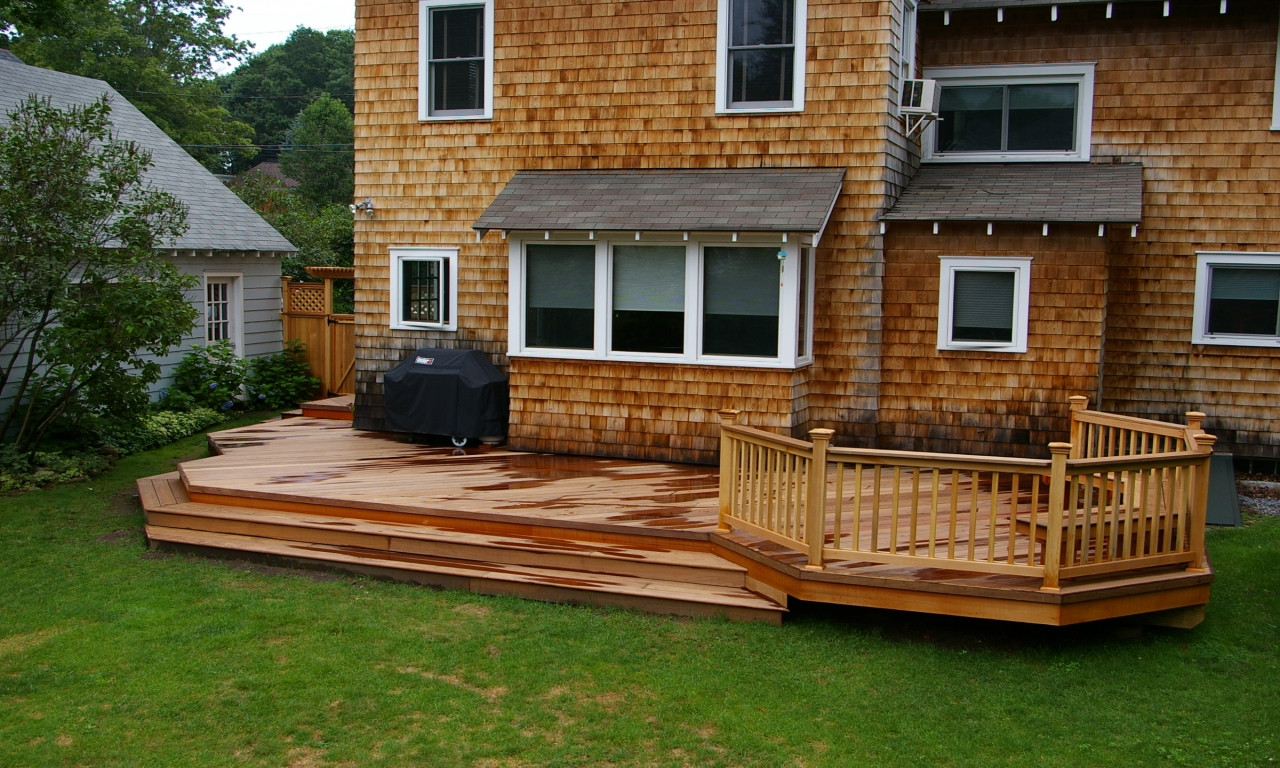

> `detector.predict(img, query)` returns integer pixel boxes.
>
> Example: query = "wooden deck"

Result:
[139,417,1213,627]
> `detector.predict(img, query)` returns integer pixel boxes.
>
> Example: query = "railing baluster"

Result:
[871,465,882,553]
[909,468,922,556]
[889,466,902,554]
[1008,473,1021,565]
[947,469,959,560]
[852,463,863,553]
[987,471,1000,563]
[928,468,940,558]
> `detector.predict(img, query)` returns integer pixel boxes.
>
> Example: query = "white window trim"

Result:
[922,62,1095,163]
[204,271,244,355]
[1192,251,1280,347]
[714,0,808,114]
[390,247,459,331]
[937,256,1032,353]
[891,0,918,117]
[418,0,494,121]
[507,235,812,369]
[1272,6,1280,131]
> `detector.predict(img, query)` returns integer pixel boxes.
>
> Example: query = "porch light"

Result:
[350,198,375,217]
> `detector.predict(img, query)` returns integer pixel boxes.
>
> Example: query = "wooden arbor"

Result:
[280,266,355,396]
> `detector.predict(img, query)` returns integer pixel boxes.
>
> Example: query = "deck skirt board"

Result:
[137,419,1212,626]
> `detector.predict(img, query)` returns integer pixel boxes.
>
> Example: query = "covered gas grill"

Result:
[382,348,508,446]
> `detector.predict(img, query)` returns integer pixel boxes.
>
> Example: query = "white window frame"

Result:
[418,0,494,121]
[937,256,1032,353]
[1192,251,1280,347]
[204,271,243,355]
[390,247,459,331]
[922,63,1095,163]
[1272,6,1280,131]
[508,235,813,369]
[891,0,918,116]
[715,0,808,114]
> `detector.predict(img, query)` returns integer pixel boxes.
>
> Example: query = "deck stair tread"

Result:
[145,525,785,622]
[141,473,781,619]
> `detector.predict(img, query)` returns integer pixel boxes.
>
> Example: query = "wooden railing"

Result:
[716,398,1215,591]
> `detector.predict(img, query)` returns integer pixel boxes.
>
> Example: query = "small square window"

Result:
[1193,252,1280,347]
[937,257,1031,353]
[390,247,458,331]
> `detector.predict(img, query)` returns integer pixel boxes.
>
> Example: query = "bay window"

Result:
[510,236,813,368]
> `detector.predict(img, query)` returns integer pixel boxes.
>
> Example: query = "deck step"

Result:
[145,525,784,624]
[141,473,746,587]
[140,473,783,622]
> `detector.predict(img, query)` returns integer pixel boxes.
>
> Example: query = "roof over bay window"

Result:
[473,168,845,243]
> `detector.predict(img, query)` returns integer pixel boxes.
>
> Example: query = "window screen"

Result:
[429,5,484,114]
[727,0,796,107]
[703,246,780,357]
[612,245,685,354]
[526,244,595,349]
[1208,267,1280,336]
[951,270,1015,343]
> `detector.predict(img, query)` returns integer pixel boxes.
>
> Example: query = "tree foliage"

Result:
[0,95,197,453]
[227,170,354,281]
[219,27,354,169]
[1,0,256,171]
[279,94,355,208]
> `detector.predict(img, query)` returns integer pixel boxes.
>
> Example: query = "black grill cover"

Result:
[382,348,508,439]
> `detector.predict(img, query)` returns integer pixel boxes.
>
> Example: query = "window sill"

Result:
[716,105,804,116]
[391,321,457,332]
[924,152,1089,164]
[509,349,811,370]
[1192,336,1280,348]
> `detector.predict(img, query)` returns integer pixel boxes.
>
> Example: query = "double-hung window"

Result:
[923,63,1095,162]
[511,237,814,368]
[1193,252,1280,347]
[893,0,918,112]
[716,0,807,113]
[419,0,493,120]
[937,257,1032,353]
[390,247,458,331]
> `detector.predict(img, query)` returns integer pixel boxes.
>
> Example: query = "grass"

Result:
[1,417,1277,767]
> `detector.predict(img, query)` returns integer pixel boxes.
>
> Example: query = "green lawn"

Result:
[1,421,1277,767]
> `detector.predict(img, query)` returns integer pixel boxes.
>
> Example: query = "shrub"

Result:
[97,407,225,456]
[163,340,247,412]
[0,445,114,493]
[245,340,320,410]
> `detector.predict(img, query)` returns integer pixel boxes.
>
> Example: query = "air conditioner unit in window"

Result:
[900,79,940,115]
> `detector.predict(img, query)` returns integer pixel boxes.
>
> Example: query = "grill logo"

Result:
[415,356,435,365]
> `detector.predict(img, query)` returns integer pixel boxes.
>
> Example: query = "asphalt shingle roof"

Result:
[474,168,847,235]
[0,57,295,253]
[881,163,1143,223]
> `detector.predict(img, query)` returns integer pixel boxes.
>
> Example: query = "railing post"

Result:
[1184,411,1206,451]
[1188,434,1216,572]
[1068,396,1089,460]
[1041,442,1072,591]
[716,410,741,534]
[805,428,835,571]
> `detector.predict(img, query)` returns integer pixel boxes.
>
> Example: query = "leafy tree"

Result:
[2,0,256,171]
[279,95,355,208]
[228,170,354,280]
[219,27,354,168]
[0,95,197,453]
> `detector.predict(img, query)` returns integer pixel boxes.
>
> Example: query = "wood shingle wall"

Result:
[919,0,1280,458]
[353,0,903,460]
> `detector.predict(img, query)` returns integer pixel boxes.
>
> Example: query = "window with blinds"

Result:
[509,237,812,368]
[612,245,685,354]
[1193,253,1280,346]
[937,257,1031,353]
[526,244,595,350]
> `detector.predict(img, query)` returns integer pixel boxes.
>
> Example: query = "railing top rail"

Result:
[721,422,813,453]
[826,444,1052,473]
[1073,408,1197,439]
[1067,451,1208,472]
